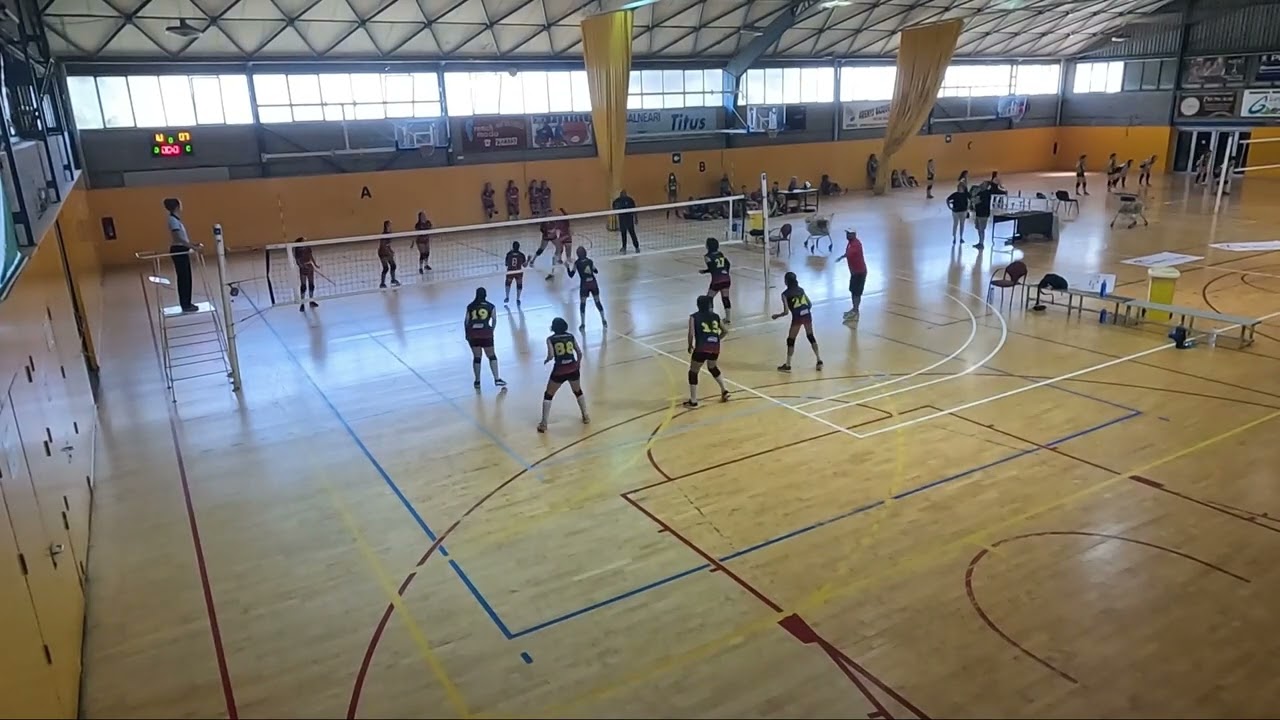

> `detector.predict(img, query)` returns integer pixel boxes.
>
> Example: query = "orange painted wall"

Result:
[1054,126,1174,174]
[1243,126,1280,177]
[87,125,1063,266]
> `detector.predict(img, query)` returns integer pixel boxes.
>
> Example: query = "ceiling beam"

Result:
[724,0,824,78]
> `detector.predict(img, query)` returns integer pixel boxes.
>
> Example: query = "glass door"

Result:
[1172,130,1194,172]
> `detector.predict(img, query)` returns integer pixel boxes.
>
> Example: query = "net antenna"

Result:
[1216,136,1280,214]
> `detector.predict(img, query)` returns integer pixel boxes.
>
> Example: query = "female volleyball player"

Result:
[665,172,679,217]
[538,317,589,433]
[770,272,823,372]
[548,209,573,280]
[505,180,520,220]
[700,237,732,323]
[413,211,432,272]
[567,246,607,329]
[482,182,497,220]
[503,241,527,305]
[464,288,505,389]
[377,220,399,288]
[292,236,319,312]
[685,295,730,408]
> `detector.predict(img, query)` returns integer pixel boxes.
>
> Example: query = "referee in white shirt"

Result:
[163,198,200,312]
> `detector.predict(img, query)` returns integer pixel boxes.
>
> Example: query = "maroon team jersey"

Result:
[465,300,495,340]
[549,331,580,376]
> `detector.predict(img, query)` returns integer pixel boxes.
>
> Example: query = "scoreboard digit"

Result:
[152,130,194,158]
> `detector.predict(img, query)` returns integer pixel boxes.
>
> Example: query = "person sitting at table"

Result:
[890,169,902,189]
[787,176,800,192]
[819,174,843,196]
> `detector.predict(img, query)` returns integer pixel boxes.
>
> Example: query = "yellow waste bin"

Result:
[747,210,765,245]
[1147,266,1180,322]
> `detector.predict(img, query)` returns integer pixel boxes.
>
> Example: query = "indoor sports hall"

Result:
[5,1,1280,718]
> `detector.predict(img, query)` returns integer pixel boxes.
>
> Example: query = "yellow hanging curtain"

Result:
[581,11,634,214]
[875,19,963,196]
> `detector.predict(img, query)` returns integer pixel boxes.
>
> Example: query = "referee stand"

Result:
[136,228,240,399]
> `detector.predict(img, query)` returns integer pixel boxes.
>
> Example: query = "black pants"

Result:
[618,222,638,251]
[170,245,193,308]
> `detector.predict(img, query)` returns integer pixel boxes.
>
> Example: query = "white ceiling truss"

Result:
[39,0,1178,61]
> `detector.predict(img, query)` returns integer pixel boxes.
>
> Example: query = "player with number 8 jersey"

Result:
[685,295,731,408]
[464,288,506,389]
[538,317,589,432]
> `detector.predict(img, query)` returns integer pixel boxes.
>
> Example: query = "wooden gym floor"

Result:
[82,172,1280,718]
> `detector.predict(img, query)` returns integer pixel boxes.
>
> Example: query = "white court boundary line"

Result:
[855,307,1280,439]
[613,281,1006,441]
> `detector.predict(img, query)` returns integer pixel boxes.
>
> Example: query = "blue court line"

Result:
[493,408,1141,639]
[245,296,516,639]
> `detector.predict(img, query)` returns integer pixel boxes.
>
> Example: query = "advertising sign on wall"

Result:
[1182,56,1248,87]
[530,114,593,148]
[1256,53,1280,83]
[1176,92,1238,118]
[1240,89,1280,119]
[459,116,528,152]
[625,108,717,135]
[841,101,891,129]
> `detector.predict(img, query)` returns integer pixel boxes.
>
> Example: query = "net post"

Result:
[1214,134,1235,216]
[760,171,770,303]
[214,224,242,392]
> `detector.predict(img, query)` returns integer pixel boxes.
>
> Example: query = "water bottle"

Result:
[1208,332,1217,348]
[1099,307,1108,324]
[1099,279,1108,298]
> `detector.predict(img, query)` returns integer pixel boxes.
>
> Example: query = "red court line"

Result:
[621,493,929,719]
[965,530,1250,686]
[1129,475,1280,536]
[140,276,239,719]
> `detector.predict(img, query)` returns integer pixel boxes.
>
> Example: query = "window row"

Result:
[1072,62,1124,94]
[65,63,1066,131]
[67,75,253,129]
[253,73,443,120]
[444,70,590,117]
[628,69,729,109]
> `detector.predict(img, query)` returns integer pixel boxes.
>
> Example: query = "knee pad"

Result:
[573,388,583,398]
[722,297,732,308]
[488,352,498,361]
[709,366,721,378]
[543,392,554,401]
[473,358,482,365]
[687,370,698,385]
[806,333,817,344]
[786,337,796,349]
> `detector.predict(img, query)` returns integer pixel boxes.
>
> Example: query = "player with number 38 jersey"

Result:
[538,317,589,433]
[700,237,732,323]
[464,288,506,389]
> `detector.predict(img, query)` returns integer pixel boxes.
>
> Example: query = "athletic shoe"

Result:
[473,381,481,389]
[536,423,547,433]
[972,243,984,249]
[777,363,792,372]
[299,303,305,312]
[309,301,318,308]
[816,360,824,370]
[495,378,507,387]
[581,415,590,425]
[391,279,401,287]
[379,282,387,289]
[419,268,424,274]
[682,400,698,408]
[424,264,431,270]
[720,390,730,402]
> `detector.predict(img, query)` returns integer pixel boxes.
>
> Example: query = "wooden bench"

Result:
[1121,299,1261,346]
[1058,288,1133,321]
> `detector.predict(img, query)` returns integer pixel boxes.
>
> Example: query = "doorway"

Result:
[1172,128,1252,174]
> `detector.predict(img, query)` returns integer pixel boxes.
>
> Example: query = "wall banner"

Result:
[1176,92,1237,118]
[996,95,1029,123]
[459,116,528,152]
[841,101,891,129]
[1241,89,1280,119]
[530,114,594,148]
[1256,53,1280,83]
[1182,56,1248,87]
[625,108,717,135]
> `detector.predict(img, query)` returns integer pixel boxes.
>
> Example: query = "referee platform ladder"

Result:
[136,233,241,399]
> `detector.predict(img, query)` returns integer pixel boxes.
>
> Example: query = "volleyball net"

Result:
[1214,136,1280,214]
[262,196,748,306]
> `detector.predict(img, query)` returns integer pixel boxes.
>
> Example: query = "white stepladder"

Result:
[136,225,241,400]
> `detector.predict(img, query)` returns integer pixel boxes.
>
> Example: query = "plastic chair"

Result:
[987,260,1028,308]
[1054,190,1079,217]
[803,214,832,252]
[768,222,793,256]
